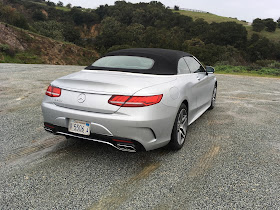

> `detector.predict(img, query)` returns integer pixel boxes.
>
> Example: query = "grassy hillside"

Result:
[174,10,248,25]
[1,0,279,76]
[0,23,98,65]
[246,27,280,42]
[175,10,280,42]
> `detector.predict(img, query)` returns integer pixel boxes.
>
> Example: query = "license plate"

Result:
[68,119,90,136]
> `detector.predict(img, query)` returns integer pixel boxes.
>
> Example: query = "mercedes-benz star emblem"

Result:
[77,93,86,103]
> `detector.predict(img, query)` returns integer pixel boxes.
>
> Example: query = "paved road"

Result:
[0,64,279,209]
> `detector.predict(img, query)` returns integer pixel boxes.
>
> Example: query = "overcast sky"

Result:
[52,0,280,23]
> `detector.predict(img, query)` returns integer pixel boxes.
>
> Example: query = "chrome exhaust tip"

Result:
[116,143,137,152]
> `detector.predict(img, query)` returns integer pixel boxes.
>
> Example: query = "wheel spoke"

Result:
[176,108,188,145]
[181,115,187,127]
[177,130,181,143]
[213,88,217,101]
[180,128,186,139]
[179,113,183,124]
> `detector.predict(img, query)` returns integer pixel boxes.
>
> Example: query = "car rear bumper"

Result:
[41,101,177,151]
[44,122,142,152]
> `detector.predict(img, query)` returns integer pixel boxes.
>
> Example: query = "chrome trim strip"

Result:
[44,127,53,132]
[56,131,136,152]
[90,122,113,136]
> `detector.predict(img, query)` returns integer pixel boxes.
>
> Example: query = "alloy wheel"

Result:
[177,109,188,145]
[212,86,217,106]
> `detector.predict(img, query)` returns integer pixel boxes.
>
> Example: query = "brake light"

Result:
[45,85,61,97]
[108,94,163,107]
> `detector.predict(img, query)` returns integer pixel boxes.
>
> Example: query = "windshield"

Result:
[91,56,154,70]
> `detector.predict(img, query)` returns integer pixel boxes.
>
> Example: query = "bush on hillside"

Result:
[0,4,29,29]
[263,18,277,32]
[32,10,47,21]
[252,18,277,32]
[33,21,64,41]
[252,18,265,32]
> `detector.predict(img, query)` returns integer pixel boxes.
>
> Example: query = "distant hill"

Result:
[0,23,98,65]
[174,9,249,25]
[175,9,280,42]
[1,0,279,66]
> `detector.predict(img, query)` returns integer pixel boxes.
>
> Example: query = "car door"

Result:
[184,56,213,110]
[177,57,200,123]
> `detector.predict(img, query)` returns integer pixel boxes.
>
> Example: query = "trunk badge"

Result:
[77,93,86,103]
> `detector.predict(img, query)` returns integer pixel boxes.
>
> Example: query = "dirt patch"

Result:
[0,23,99,65]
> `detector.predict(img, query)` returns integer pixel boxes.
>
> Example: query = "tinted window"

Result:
[91,56,154,70]
[184,57,204,73]
[177,58,190,74]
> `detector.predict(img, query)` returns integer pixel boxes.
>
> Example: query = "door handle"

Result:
[197,77,201,81]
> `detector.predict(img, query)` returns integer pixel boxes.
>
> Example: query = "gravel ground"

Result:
[0,63,279,209]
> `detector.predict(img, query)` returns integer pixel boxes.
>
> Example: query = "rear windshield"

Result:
[91,56,154,70]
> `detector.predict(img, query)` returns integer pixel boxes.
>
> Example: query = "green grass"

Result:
[175,10,280,43]
[55,6,71,12]
[215,65,280,78]
[0,52,43,64]
[246,27,280,42]
[173,10,248,25]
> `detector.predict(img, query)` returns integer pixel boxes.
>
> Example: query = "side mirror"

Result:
[206,66,215,73]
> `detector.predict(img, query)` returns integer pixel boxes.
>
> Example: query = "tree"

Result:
[70,8,99,26]
[174,5,179,11]
[205,22,247,49]
[66,3,72,8]
[190,18,210,38]
[252,18,265,32]
[277,17,280,28]
[95,5,109,20]
[263,18,276,32]
[46,1,55,7]
[249,33,260,45]
[247,37,274,61]
[122,23,145,45]
[95,17,123,49]
[32,10,47,21]
[57,1,63,7]
[0,5,29,29]
[111,1,134,25]
[63,25,80,43]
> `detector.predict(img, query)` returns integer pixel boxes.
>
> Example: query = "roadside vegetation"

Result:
[215,65,280,77]
[0,0,279,77]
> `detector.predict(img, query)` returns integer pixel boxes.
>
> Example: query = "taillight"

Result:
[108,94,163,107]
[45,85,61,97]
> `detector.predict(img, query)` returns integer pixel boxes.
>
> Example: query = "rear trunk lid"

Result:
[51,70,175,114]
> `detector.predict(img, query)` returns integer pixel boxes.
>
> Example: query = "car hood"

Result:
[52,69,175,95]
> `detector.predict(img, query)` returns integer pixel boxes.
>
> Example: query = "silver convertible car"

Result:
[42,48,217,152]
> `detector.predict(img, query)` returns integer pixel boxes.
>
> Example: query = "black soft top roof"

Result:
[85,48,192,75]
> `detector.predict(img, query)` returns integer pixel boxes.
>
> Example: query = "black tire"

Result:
[168,103,188,150]
[208,84,217,110]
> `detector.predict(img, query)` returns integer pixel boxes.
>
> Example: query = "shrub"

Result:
[0,44,10,52]
[252,18,265,32]
[32,10,47,21]
[263,18,277,32]
[57,1,63,7]
[63,24,81,43]
[33,21,64,41]
[46,1,55,7]
[107,44,132,53]
[256,60,280,68]
[0,44,17,57]
[174,5,179,11]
